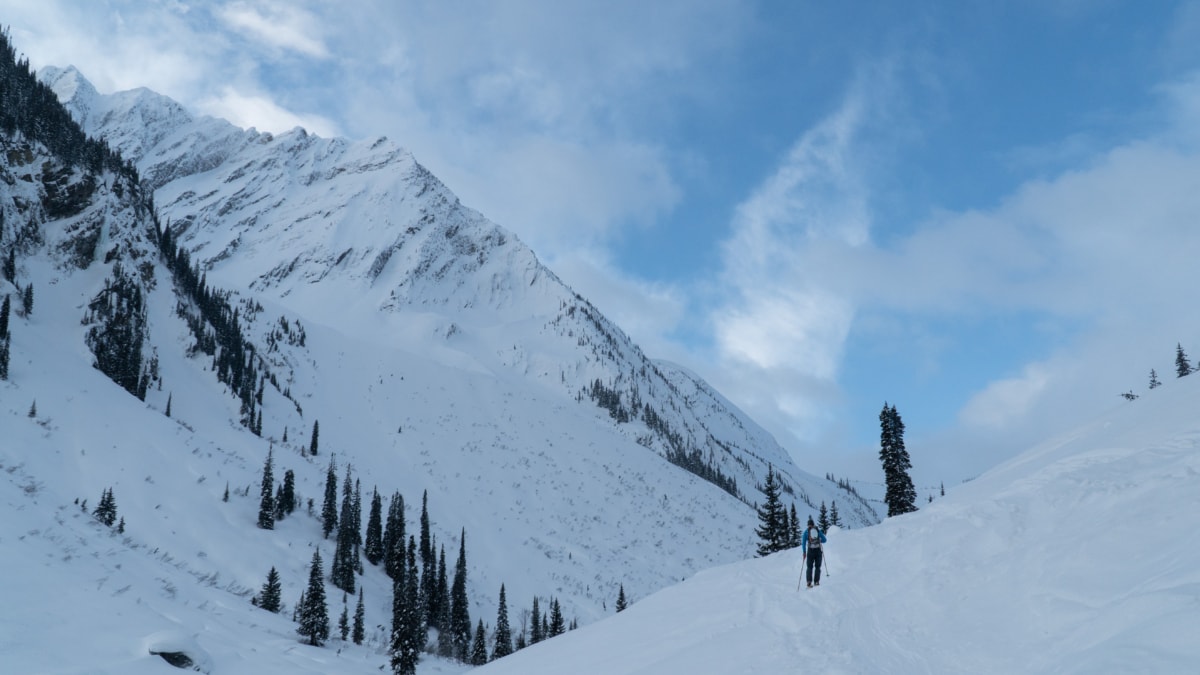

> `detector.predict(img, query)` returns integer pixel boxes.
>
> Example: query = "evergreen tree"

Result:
[450,530,472,661]
[788,503,801,548]
[223,482,229,502]
[1149,369,1162,389]
[352,589,365,645]
[331,467,357,593]
[338,595,350,641]
[830,501,842,527]
[365,487,384,565]
[548,598,566,637]
[281,469,296,516]
[0,333,8,381]
[529,596,543,644]
[164,393,172,417]
[259,566,282,613]
[515,631,527,651]
[93,487,117,526]
[383,491,405,580]
[1177,344,1192,377]
[21,282,32,316]
[2,249,13,284]
[309,419,320,455]
[0,294,9,339]
[470,620,488,665]
[818,502,830,532]
[615,585,628,612]
[754,466,788,556]
[116,517,125,534]
[879,403,918,517]
[390,537,422,674]
[321,457,338,538]
[297,550,330,646]
[257,447,275,530]
[433,545,449,632]
[492,584,513,660]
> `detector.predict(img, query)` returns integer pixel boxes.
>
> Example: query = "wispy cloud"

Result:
[215,1,329,59]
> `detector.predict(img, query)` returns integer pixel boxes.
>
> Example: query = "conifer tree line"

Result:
[0,292,10,380]
[156,219,283,434]
[879,403,918,517]
[0,28,135,179]
[585,378,741,500]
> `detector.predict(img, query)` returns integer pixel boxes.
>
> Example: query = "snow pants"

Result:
[806,548,823,585]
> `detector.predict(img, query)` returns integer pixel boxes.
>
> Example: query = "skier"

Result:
[802,517,827,589]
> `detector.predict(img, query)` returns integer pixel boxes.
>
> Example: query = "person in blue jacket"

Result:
[802,517,827,588]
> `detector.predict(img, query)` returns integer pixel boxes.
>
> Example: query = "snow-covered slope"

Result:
[475,377,1200,674]
[37,65,869,528]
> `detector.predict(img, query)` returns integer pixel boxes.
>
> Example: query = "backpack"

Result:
[808,527,821,550]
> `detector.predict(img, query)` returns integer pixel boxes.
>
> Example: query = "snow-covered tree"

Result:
[297,550,329,646]
[879,403,918,517]
[258,566,282,613]
[365,487,384,565]
[492,584,513,660]
[257,447,275,530]
[754,466,788,556]
[1176,343,1192,378]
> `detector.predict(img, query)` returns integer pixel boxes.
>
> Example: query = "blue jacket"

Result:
[801,527,826,555]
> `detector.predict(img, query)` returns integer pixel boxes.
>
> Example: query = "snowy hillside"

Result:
[0,49,879,674]
[37,65,873,529]
[475,376,1200,674]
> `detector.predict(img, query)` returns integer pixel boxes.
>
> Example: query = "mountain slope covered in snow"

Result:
[0,51,876,674]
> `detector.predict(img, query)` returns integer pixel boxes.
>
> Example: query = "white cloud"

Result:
[216,1,329,59]
[197,86,340,137]
[959,365,1050,429]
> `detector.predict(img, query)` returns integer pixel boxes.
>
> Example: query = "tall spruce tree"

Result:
[492,584,513,660]
[789,503,801,548]
[331,467,357,593]
[818,502,830,532]
[754,466,787,556]
[321,457,338,538]
[0,294,9,339]
[259,566,282,613]
[93,487,118,526]
[352,589,365,645]
[548,598,566,637]
[615,585,628,612]
[309,419,320,455]
[257,447,275,530]
[450,530,472,661]
[297,550,329,646]
[365,487,384,565]
[390,536,422,675]
[830,501,842,527]
[470,620,488,665]
[879,403,918,517]
[530,596,543,644]
[280,469,296,516]
[384,491,406,580]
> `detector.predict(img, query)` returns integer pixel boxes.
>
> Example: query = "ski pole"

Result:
[797,553,805,591]
[824,552,830,577]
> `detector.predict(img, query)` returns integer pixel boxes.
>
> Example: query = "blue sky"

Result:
[9,0,1200,488]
